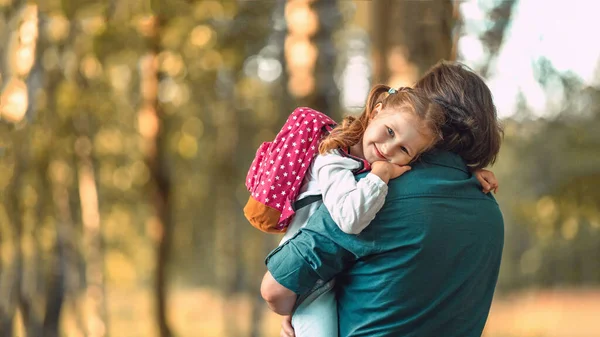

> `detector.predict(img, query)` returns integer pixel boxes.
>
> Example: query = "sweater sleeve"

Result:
[312,153,388,234]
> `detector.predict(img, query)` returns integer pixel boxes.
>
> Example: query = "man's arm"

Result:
[260,204,366,315]
[260,271,297,315]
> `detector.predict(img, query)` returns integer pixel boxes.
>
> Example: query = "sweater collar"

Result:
[419,149,470,173]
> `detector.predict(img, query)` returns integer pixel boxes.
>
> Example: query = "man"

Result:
[261,62,504,337]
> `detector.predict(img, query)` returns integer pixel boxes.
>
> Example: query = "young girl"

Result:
[276,84,498,337]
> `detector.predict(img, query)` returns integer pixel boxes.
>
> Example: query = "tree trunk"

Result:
[42,247,66,337]
[41,73,66,337]
[37,16,67,337]
[478,0,517,78]
[40,14,88,335]
[0,0,35,333]
[50,155,86,337]
[42,151,68,337]
[0,129,25,336]
[282,0,341,117]
[72,8,110,335]
[138,11,173,337]
[19,9,45,336]
[75,123,107,337]
[371,0,455,86]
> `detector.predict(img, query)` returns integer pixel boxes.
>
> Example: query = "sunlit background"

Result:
[1,0,599,337]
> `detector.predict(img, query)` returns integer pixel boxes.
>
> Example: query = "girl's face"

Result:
[351,105,434,166]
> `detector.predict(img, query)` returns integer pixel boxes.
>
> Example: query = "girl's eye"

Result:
[387,127,394,137]
[400,146,409,155]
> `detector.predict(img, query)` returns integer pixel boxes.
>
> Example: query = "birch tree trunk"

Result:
[74,110,107,337]
[70,2,116,333]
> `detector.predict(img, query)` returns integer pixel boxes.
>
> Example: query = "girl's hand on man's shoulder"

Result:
[371,161,411,183]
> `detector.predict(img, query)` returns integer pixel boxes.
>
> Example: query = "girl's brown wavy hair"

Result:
[319,84,446,156]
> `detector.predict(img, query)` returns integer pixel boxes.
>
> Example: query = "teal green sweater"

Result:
[266,150,504,337]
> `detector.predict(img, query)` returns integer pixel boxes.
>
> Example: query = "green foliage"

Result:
[494,60,600,291]
[3,1,600,335]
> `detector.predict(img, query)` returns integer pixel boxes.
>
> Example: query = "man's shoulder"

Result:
[386,150,489,200]
[412,149,469,174]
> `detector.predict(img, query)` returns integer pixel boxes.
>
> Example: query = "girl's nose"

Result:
[381,144,394,158]
[383,141,399,155]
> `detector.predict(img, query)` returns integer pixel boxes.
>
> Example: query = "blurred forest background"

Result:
[1,0,599,336]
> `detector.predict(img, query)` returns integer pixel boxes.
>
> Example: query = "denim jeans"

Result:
[292,279,338,337]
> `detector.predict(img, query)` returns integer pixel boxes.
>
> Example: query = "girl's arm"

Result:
[313,154,409,235]
[474,169,499,194]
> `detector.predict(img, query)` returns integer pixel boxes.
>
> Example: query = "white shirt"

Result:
[280,150,388,244]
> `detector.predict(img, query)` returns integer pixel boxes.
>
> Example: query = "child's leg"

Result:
[291,280,337,337]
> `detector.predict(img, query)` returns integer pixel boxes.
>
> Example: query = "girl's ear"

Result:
[369,103,382,120]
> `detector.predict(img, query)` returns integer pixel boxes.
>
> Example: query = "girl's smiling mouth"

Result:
[374,145,387,161]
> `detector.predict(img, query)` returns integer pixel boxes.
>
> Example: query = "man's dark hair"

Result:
[415,61,503,170]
